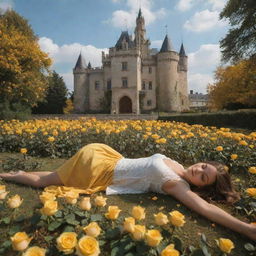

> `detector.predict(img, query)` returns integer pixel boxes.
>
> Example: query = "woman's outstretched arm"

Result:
[0,171,63,188]
[163,181,256,241]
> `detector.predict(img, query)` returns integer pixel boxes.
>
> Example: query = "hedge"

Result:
[158,110,256,130]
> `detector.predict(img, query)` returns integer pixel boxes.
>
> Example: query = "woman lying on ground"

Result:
[0,143,255,240]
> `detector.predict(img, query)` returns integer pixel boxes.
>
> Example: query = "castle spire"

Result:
[74,52,86,69]
[179,43,186,56]
[160,34,173,52]
[87,62,92,69]
[138,8,142,18]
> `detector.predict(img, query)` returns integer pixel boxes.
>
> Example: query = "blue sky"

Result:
[1,0,229,93]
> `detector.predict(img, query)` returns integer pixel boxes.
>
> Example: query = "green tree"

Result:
[220,0,256,63]
[33,71,68,114]
[0,9,52,117]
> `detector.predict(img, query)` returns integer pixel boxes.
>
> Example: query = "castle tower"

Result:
[157,34,180,112]
[134,8,146,47]
[178,43,189,110]
[73,53,89,113]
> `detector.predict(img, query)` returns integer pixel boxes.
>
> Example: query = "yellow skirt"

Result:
[55,143,123,194]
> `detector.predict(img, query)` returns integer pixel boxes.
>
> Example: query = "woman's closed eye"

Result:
[202,164,207,169]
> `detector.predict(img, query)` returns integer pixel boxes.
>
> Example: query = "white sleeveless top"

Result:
[106,153,190,195]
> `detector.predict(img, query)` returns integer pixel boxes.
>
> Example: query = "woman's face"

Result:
[186,163,217,187]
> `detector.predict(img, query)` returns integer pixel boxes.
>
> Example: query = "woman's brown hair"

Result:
[191,161,240,204]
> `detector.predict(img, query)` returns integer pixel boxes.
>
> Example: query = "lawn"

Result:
[0,118,255,255]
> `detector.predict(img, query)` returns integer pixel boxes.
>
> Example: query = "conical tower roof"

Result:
[138,8,142,18]
[115,31,134,50]
[74,53,86,69]
[160,35,173,52]
[179,43,186,56]
[87,62,92,69]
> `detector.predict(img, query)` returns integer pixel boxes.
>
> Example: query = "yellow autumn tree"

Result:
[0,10,52,109]
[208,58,256,110]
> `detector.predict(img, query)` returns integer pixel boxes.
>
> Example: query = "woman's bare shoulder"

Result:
[162,179,190,195]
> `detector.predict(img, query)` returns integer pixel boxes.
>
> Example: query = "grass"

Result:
[0,152,254,256]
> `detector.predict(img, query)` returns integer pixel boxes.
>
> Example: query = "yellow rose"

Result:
[161,244,180,256]
[47,136,55,142]
[218,238,234,254]
[131,225,146,241]
[11,232,32,251]
[0,185,6,193]
[239,140,248,146]
[22,246,46,256]
[145,229,163,247]
[105,206,122,220]
[56,232,77,254]
[132,206,145,220]
[64,191,79,205]
[94,196,107,207]
[231,154,238,160]
[215,146,223,151]
[83,222,101,237]
[79,197,91,211]
[20,148,27,154]
[76,236,100,256]
[0,191,9,200]
[169,210,185,227]
[39,192,56,204]
[154,212,169,226]
[249,167,256,174]
[7,194,23,208]
[123,217,135,233]
[40,200,58,216]
[246,188,256,197]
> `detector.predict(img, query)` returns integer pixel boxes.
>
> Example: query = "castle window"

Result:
[149,67,152,74]
[142,81,146,90]
[122,62,128,71]
[148,81,152,90]
[147,100,152,106]
[122,77,128,88]
[107,79,112,90]
[95,81,100,90]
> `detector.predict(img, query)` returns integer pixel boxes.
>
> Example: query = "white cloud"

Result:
[184,9,227,32]
[60,72,74,92]
[39,37,108,66]
[0,0,14,13]
[176,0,195,12]
[106,0,166,29]
[207,0,227,11]
[188,73,213,93]
[188,44,221,93]
[38,37,108,92]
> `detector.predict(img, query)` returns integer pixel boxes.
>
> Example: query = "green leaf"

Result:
[48,221,62,231]
[54,210,63,218]
[1,240,11,248]
[44,236,52,243]
[14,214,26,222]
[8,225,20,235]
[1,217,10,224]
[66,218,80,226]
[244,243,256,252]
[65,213,75,221]
[190,249,205,256]
[105,227,121,240]
[172,236,183,252]
[81,219,88,226]
[200,234,207,244]
[74,210,85,217]
[90,214,103,222]
[30,213,41,225]
[201,245,211,256]
[63,225,75,232]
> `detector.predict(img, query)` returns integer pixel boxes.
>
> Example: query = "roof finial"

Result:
[165,24,168,35]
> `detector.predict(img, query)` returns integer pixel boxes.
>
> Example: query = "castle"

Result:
[73,9,189,114]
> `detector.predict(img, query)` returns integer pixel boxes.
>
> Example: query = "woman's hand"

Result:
[247,224,256,241]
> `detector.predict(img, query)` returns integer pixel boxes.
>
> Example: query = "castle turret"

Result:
[178,43,188,71]
[157,34,179,112]
[73,53,89,113]
[178,43,189,110]
[134,8,146,47]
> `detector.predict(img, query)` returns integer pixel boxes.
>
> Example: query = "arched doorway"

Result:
[119,96,132,113]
